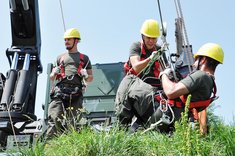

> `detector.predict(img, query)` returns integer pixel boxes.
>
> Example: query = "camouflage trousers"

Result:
[115,74,157,125]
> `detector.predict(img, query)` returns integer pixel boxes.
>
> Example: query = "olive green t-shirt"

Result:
[180,70,214,102]
[55,52,92,76]
[129,42,159,78]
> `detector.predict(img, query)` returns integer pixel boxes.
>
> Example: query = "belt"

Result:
[58,83,81,88]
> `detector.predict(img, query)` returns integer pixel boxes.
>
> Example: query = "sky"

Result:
[0,0,234,124]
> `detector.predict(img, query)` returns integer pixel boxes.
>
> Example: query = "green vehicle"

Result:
[82,62,125,125]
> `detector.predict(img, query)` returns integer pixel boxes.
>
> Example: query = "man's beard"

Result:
[65,41,75,50]
[66,46,72,50]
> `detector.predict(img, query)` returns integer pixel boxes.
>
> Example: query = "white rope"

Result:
[174,0,194,73]
[6,97,20,150]
[174,0,186,55]
[176,0,190,46]
[59,0,66,32]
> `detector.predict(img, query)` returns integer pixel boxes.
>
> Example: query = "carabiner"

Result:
[67,75,74,81]
[160,98,168,112]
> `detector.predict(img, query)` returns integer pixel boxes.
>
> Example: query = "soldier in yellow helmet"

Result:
[124,19,161,77]
[116,19,165,131]
[45,28,93,139]
[159,42,224,135]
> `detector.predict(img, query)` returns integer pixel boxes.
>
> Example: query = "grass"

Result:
[39,121,234,156]
[4,96,235,156]
[4,118,235,156]
[13,113,233,156]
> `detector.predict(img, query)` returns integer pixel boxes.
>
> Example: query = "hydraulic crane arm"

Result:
[0,0,43,149]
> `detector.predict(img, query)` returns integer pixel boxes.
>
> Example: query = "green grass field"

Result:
[4,100,235,156]
[18,108,235,156]
[20,119,234,156]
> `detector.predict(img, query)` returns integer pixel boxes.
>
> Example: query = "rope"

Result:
[156,0,165,36]
[174,0,180,18]
[176,0,189,47]
[6,97,20,151]
[59,0,66,31]
[155,0,180,81]
[174,0,194,73]
[174,0,186,57]
[156,0,171,60]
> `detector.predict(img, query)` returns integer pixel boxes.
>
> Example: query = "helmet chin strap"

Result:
[141,35,145,46]
[141,35,150,50]
[196,57,202,70]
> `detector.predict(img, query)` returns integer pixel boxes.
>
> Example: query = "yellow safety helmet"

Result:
[194,43,224,64]
[64,28,81,40]
[140,19,160,38]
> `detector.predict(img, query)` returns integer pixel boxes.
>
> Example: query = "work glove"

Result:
[159,68,174,79]
[51,66,61,76]
[81,68,89,79]
[149,51,158,60]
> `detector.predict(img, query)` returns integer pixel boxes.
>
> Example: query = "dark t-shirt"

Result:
[55,52,92,76]
[180,70,214,102]
[130,42,153,58]
[129,41,161,84]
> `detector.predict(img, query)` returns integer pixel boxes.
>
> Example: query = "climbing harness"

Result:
[167,75,217,110]
[56,52,85,80]
[51,52,89,98]
[124,42,161,78]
